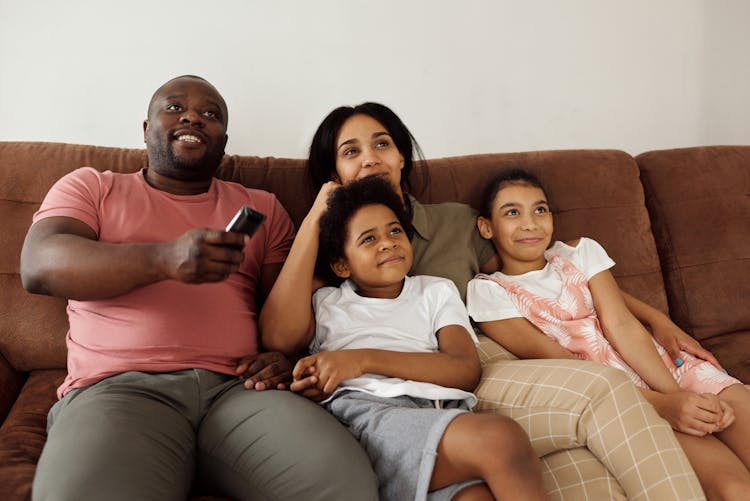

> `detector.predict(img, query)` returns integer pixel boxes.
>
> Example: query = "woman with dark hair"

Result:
[260,103,704,499]
[308,103,423,192]
[306,102,498,297]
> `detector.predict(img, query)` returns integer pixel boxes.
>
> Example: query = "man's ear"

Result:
[477,216,493,240]
[331,259,351,279]
[143,120,149,143]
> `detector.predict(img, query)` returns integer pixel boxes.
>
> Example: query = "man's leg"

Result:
[197,382,378,501]
[32,371,198,501]
[475,336,704,501]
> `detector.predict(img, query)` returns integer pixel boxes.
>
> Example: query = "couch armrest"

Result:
[0,352,25,424]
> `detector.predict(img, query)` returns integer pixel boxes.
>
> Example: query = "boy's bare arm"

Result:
[293,325,481,394]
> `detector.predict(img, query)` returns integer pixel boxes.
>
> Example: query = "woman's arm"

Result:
[589,270,680,393]
[621,291,723,370]
[260,183,339,355]
[478,317,578,360]
[293,324,481,394]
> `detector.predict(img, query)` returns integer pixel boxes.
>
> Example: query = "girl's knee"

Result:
[702,471,750,500]
[719,383,750,404]
[472,415,536,462]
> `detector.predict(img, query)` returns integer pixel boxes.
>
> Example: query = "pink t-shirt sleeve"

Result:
[33,167,104,234]
[259,194,295,265]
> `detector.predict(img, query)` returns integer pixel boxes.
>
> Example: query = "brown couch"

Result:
[1,141,748,500]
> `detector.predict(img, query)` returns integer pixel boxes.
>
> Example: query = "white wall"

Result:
[1,0,748,159]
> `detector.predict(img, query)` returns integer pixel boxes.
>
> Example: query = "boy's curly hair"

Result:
[317,176,413,285]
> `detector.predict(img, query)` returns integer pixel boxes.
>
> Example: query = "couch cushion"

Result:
[0,370,63,500]
[637,146,750,382]
[0,353,25,423]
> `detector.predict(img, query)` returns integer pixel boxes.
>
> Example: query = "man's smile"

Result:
[173,129,206,144]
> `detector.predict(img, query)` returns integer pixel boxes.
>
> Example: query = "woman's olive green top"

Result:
[407,195,496,302]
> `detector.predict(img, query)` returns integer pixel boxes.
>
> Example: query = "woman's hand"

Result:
[308,181,342,220]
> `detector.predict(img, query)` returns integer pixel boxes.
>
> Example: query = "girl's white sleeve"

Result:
[466,277,523,323]
[575,237,616,279]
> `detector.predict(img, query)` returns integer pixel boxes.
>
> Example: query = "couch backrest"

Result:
[637,146,750,380]
[0,142,666,372]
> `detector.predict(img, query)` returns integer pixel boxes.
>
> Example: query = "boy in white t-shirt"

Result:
[466,168,750,498]
[291,176,546,501]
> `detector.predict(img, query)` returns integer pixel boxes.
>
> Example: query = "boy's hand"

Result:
[235,352,293,390]
[290,372,328,402]
[655,391,725,436]
[293,351,364,395]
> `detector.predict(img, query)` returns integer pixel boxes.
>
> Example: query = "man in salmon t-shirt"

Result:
[21,75,376,501]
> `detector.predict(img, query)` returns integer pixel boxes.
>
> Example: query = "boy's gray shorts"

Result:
[326,391,484,501]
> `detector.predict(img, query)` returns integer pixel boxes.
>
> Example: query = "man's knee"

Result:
[198,390,378,501]
[33,381,195,501]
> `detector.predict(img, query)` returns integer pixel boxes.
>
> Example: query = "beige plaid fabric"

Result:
[475,335,705,501]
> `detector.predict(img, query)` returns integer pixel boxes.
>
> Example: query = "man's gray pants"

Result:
[32,369,378,501]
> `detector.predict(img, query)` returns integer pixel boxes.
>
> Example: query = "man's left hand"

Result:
[235,352,293,390]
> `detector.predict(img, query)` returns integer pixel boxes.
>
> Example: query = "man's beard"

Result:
[147,137,224,182]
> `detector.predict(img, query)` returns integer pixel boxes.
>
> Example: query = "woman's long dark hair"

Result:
[307,102,426,193]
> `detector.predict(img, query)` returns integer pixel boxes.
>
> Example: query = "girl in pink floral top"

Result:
[467,168,750,499]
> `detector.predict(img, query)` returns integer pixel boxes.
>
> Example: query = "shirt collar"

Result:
[407,193,434,241]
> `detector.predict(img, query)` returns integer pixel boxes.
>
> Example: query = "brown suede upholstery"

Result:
[637,146,750,382]
[0,141,747,500]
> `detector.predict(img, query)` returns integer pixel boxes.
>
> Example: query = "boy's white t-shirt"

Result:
[467,237,615,323]
[312,275,478,407]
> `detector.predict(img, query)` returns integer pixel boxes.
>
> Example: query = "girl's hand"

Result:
[653,391,725,436]
[715,399,736,432]
[293,351,364,395]
[650,318,723,371]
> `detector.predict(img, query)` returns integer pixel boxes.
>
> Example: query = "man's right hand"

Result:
[21,216,248,300]
[161,228,247,283]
